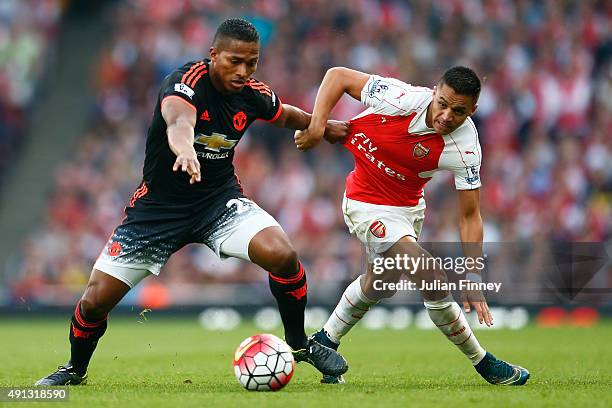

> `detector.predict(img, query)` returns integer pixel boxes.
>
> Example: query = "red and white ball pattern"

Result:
[233,333,295,391]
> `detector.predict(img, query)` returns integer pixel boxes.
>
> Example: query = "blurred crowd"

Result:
[0,0,63,188]
[6,0,611,306]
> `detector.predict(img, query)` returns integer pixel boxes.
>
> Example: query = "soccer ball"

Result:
[233,333,295,391]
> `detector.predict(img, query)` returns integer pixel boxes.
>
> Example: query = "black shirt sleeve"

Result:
[159,61,205,111]
[247,79,283,122]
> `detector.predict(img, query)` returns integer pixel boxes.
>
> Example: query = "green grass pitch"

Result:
[1,316,610,407]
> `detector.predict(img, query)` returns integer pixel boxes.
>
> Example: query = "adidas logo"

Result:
[286,283,307,300]
[200,110,211,121]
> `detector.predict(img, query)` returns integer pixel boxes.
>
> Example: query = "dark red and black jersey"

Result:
[142,59,282,202]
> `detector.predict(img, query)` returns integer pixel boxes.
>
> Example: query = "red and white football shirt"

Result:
[343,75,482,207]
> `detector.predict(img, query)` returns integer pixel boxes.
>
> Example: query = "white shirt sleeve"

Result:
[360,75,432,116]
[452,159,482,190]
[447,121,482,190]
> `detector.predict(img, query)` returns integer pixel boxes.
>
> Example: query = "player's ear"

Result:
[209,46,218,61]
[470,103,478,117]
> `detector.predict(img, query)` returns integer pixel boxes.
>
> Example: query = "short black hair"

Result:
[213,18,259,47]
[439,66,481,100]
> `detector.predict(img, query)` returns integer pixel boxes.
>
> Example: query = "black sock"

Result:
[68,301,107,376]
[268,262,308,350]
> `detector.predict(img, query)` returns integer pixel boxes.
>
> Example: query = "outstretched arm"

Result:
[271,103,350,144]
[270,103,310,129]
[458,188,484,247]
[161,96,201,184]
[295,67,370,150]
[457,188,492,326]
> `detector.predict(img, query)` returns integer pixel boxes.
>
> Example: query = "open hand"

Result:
[173,149,201,184]
[461,288,493,327]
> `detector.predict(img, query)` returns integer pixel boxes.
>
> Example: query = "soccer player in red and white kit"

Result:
[294,66,530,385]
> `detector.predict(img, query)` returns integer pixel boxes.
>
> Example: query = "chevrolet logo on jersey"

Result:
[194,132,236,152]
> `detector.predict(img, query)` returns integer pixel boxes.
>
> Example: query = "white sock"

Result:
[424,300,486,365]
[323,275,378,343]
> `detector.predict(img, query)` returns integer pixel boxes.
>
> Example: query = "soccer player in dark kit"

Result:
[35,18,349,386]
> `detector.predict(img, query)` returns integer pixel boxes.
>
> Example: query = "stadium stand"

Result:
[0,0,64,188]
[4,0,611,306]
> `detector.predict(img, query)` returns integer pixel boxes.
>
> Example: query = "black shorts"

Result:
[93,183,279,287]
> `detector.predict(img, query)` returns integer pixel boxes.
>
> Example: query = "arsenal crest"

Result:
[369,220,386,238]
[412,142,430,159]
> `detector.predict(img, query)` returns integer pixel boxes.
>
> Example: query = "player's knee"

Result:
[363,285,396,301]
[431,267,447,282]
[417,270,449,300]
[250,229,299,276]
[362,272,397,300]
[265,245,298,277]
[422,289,451,303]
[79,296,109,321]
[80,282,116,320]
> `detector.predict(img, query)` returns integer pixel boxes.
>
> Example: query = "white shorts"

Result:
[342,193,426,260]
[93,197,280,288]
